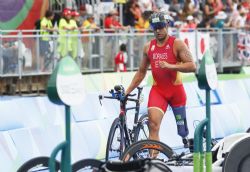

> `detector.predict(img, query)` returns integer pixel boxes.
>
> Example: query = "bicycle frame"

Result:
[99,86,144,155]
[118,87,144,148]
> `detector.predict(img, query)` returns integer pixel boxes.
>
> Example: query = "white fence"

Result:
[1,28,250,77]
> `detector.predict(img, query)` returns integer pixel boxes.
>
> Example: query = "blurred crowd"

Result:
[119,0,250,30]
[122,0,250,30]
[3,1,250,74]
[43,0,250,33]
[34,0,250,71]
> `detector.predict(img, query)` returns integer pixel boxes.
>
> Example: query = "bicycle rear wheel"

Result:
[105,118,125,161]
[72,159,103,172]
[17,156,60,172]
[121,140,174,162]
[134,114,149,142]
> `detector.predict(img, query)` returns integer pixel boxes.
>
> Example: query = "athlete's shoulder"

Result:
[145,41,151,47]
[173,37,182,43]
[173,38,186,49]
[143,41,151,51]
[145,39,156,48]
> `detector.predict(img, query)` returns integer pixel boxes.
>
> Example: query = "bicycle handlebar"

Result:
[98,85,143,105]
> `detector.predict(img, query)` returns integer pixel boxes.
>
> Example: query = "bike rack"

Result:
[47,56,85,172]
[194,50,218,172]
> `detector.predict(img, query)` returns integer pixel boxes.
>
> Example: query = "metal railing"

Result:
[0,28,249,77]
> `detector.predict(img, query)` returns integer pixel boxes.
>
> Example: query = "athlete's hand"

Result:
[159,61,173,69]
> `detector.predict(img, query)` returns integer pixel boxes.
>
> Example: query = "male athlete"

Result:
[125,12,196,148]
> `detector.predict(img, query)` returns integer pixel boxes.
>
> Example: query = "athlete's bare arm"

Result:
[125,42,150,95]
[159,38,196,73]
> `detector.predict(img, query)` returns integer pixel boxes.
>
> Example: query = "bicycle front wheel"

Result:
[121,140,174,162]
[106,118,125,161]
[134,114,149,142]
[17,156,60,172]
[72,159,104,172]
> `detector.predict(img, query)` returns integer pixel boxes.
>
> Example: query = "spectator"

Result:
[104,9,129,70]
[203,0,223,20]
[58,9,74,58]
[234,7,248,29]
[81,14,100,68]
[114,44,128,72]
[70,10,81,59]
[135,10,153,30]
[227,3,242,27]
[72,10,81,27]
[104,9,119,30]
[231,0,240,10]
[197,17,212,29]
[174,21,184,29]
[82,14,99,43]
[124,1,135,27]
[52,12,61,27]
[82,14,99,30]
[182,15,197,31]
[169,0,183,19]
[1,41,18,73]
[214,11,228,28]
[138,0,157,13]
[155,0,167,11]
[124,0,142,27]
[40,10,57,70]
[104,9,129,31]
[242,0,250,10]
[78,4,88,26]
[181,0,196,20]
[132,1,142,20]
[222,0,234,13]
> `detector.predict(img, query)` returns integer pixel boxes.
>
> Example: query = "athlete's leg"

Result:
[148,107,164,141]
[172,106,189,138]
[147,108,165,158]
[172,106,189,148]
[147,87,168,142]
[170,85,189,147]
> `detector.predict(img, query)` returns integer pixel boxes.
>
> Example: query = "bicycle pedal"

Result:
[182,138,189,149]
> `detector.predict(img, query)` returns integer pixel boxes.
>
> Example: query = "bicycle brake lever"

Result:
[98,95,103,106]
[128,93,136,97]
[109,89,115,97]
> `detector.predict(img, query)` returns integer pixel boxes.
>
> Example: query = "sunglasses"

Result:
[150,22,167,30]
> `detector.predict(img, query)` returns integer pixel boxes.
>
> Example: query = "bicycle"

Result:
[119,123,221,163]
[98,85,149,161]
[120,138,218,170]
